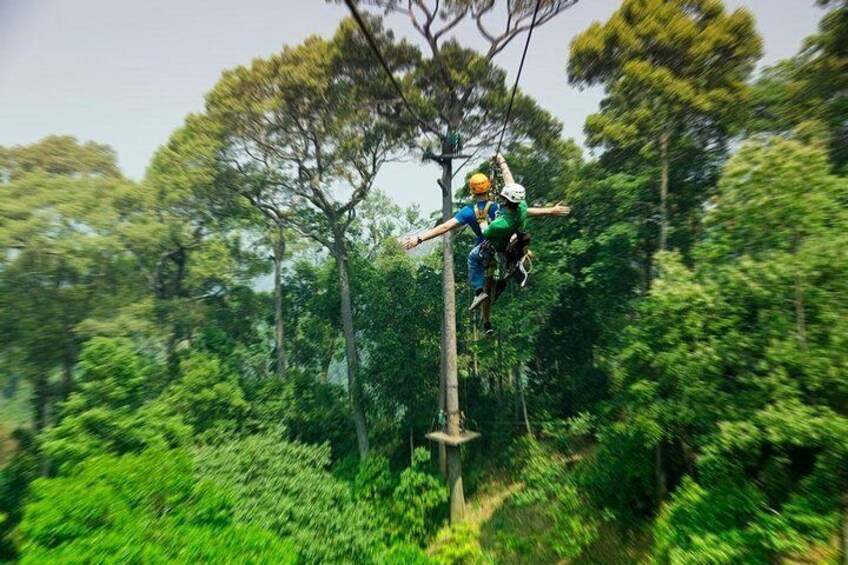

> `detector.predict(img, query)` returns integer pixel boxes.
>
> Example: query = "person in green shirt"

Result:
[404,154,570,336]
[468,154,565,335]
[468,181,529,316]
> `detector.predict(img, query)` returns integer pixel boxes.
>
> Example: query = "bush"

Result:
[17,448,294,564]
[193,431,380,563]
[512,439,600,560]
[429,523,486,565]
[388,449,449,545]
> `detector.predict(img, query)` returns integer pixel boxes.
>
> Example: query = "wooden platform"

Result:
[425,430,481,446]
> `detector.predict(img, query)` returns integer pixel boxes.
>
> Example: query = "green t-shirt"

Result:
[483,201,528,251]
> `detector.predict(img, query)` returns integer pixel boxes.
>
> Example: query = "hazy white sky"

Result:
[0,0,824,214]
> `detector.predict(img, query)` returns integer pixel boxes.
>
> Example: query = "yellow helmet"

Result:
[469,173,491,195]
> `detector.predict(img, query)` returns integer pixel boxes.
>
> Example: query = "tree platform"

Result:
[425,430,481,446]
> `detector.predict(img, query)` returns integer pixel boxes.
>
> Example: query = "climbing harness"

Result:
[475,200,495,233]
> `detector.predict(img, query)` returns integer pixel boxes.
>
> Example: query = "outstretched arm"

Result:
[528,201,571,217]
[495,153,515,185]
[402,218,462,250]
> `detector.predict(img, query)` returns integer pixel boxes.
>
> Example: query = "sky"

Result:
[0,0,825,215]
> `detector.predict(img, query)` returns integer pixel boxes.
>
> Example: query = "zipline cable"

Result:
[342,0,439,139]
[495,0,543,158]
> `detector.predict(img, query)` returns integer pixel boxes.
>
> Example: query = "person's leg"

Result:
[468,244,490,311]
[467,244,486,292]
[481,275,494,334]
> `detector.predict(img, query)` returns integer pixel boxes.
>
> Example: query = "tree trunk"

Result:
[321,333,338,385]
[33,374,52,477]
[166,246,188,378]
[60,351,74,400]
[333,238,370,460]
[644,237,654,292]
[273,230,287,380]
[511,367,519,423]
[659,127,671,253]
[438,328,447,478]
[471,313,479,379]
[447,445,465,522]
[519,367,532,437]
[439,142,465,523]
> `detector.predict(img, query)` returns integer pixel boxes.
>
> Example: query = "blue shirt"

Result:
[454,200,500,244]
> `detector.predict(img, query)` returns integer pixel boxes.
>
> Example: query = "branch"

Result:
[484,0,579,60]
[288,216,333,249]
[432,6,468,44]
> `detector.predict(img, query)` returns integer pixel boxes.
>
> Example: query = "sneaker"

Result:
[469,291,489,311]
[516,257,530,288]
[483,322,494,336]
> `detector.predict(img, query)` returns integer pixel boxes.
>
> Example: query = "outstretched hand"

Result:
[550,201,571,216]
[401,236,419,250]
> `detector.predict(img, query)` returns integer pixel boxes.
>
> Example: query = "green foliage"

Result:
[377,542,436,565]
[193,432,380,563]
[40,338,190,471]
[0,167,144,428]
[3,135,121,181]
[568,0,762,259]
[157,351,250,442]
[569,0,762,144]
[511,439,600,559]
[353,453,396,505]
[251,370,355,458]
[0,430,39,558]
[704,136,847,256]
[430,522,488,565]
[280,259,340,377]
[750,1,848,170]
[653,476,840,564]
[17,448,294,564]
[388,449,449,545]
[360,244,441,450]
[0,379,32,430]
[351,449,448,547]
[3,4,847,564]
[592,136,848,558]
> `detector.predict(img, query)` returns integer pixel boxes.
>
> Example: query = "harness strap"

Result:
[475,200,494,234]
[475,200,493,224]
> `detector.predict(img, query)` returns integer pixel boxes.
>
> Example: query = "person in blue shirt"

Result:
[403,158,570,335]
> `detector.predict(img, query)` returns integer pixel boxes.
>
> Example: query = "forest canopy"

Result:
[1,0,846,563]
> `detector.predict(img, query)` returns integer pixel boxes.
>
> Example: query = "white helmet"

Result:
[500,183,526,204]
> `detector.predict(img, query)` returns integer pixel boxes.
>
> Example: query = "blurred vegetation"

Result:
[1,0,846,562]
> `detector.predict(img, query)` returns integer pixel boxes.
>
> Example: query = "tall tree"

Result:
[569,0,762,257]
[359,243,441,460]
[180,112,295,382]
[3,135,120,181]
[631,137,848,560]
[130,116,261,376]
[0,141,135,439]
[206,19,418,459]
[749,0,848,171]
[345,0,572,521]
